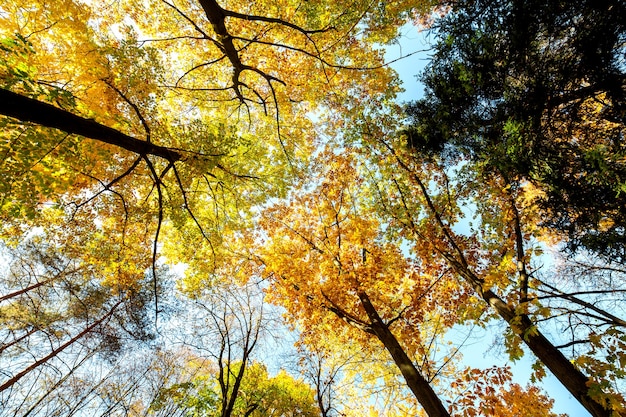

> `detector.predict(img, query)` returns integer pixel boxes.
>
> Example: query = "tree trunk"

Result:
[0,276,57,303]
[478,286,614,417]
[401,163,617,417]
[357,291,450,417]
[0,300,121,393]
[0,327,39,355]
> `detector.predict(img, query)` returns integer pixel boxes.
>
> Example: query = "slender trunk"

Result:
[0,276,57,303]
[317,389,329,417]
[436,233,616,416]
[394,159,616,417]
[243,404,258,417]
[222,358,248,417]
[322,289,449,417]
[214,300,260,417]
[357,291,450,417]
[222,322,259,417]
[0,327,39,355]
[0,300,121,393]
[464,271,613,417]
[23,350,98,417]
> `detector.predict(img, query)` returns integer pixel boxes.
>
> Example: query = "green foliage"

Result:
[151,361,319,417]
[152,380,219,417]
[1,34,76,105]
[406,0,626,261]
[0,34,37,89]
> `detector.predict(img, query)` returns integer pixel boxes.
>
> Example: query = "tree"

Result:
[192,283,267,417]
[0,0,435,330]
[394,0,626,413]
[148,282,319,417]
[0,2,436,411]
[404,0,626,261]
[0,238,158,415]
[258,149,456,416]
[373,129,626,415]
[4,0,622,415]
[253,145,572,416]
[151,357,320,417]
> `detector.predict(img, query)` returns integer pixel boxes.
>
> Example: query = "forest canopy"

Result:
[0,0,625,416]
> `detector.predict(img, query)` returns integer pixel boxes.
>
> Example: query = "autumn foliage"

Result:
[1,0,625,416]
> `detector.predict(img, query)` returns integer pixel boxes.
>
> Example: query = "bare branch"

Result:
[102,80,152,142]
[223,9,333,35]
[142,155,167,323]
[160,0,213,39]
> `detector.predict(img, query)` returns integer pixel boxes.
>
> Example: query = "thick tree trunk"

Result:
[357,291,450,417]
[0,88,182,161]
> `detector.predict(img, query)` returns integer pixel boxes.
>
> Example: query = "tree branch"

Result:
[0,89,182,162]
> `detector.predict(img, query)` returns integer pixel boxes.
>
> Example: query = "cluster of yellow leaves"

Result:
[1,0,440,298]
[0,0,163,236]
[257,147,465,382]
[295,333,424,417]
[150,352,320,417]
[0,0,121,119]
[448,366,565,417]
[83,0,423,148]
[0,185,156,295]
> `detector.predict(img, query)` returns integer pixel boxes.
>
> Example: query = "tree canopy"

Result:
[405,0,626,261]
[1,0,625,416]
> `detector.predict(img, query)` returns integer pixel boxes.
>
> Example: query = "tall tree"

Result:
[357,124,626,416]
[404,0,626,261]
[394,0,626,413]
[150,356,320,417]
[193,283,267,417]
[0,0,435,314]
[0,239,158,414]
[148,282,319,417]
[258,149,455,416]
[254,146,570,416]
[0,3,435,411]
